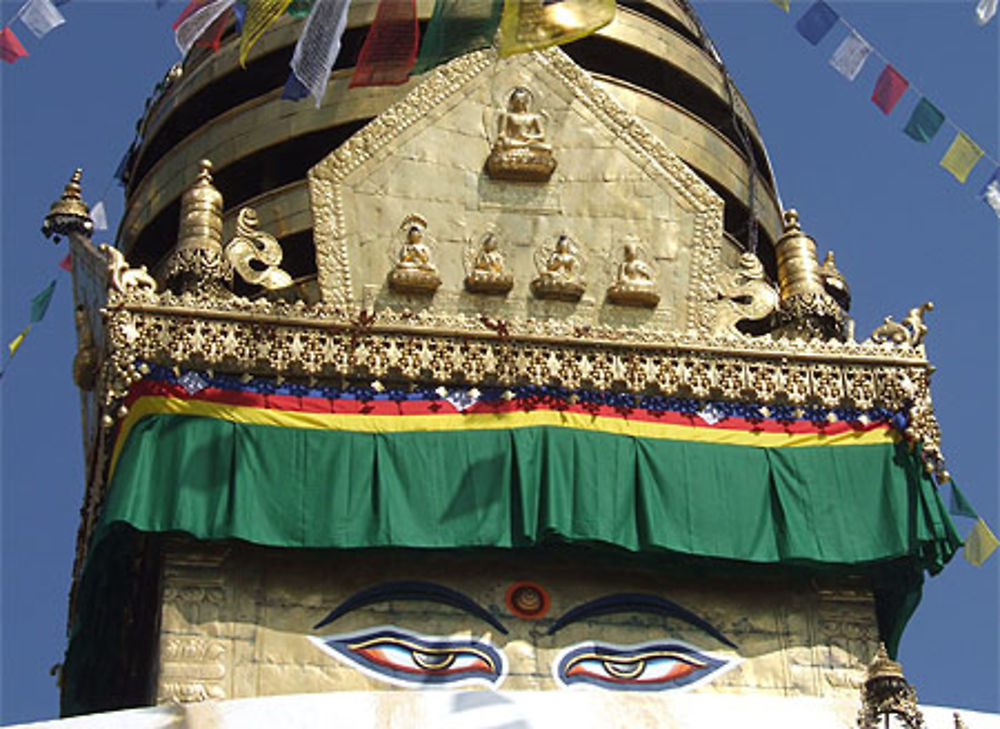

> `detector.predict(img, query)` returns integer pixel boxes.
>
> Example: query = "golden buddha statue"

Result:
[531,234,585,302]
[388,214,441,295]
[464,231,514,295]
[486,87,557,182]
[606,241,660,308]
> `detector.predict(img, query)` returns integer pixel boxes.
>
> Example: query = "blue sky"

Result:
[1,0,997,723]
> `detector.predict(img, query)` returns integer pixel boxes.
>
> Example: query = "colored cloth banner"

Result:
[30,279,56,323]
[174,0,236,55]
[964,518,999,566]
[948,482,978,519]
[795,0,838,45]
[90,201,108,231]
[7,325,30,357]
[58,253,72,272]
[288,0,351,106]
[195,6,232,51]
[871,64,908,115]
[0,26,29,64]
[498,0,615,57]
[349,0,419,88]
[940,131,983,183]
[281,70,310,100]
[976,0,998,25]
[770,0,790,11]
[287,0,312,17]
[239,0,293,67]
[19,0,65,39]
[829,30,870,81]
[979,168,1000,218]
[413,0,504,74]
[903,97,945,143]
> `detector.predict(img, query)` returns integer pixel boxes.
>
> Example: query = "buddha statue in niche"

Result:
[531,234,585,302]
[486,86,557,182]
[607,240,660,308]
[464,231,514,295]
[388,214,441,295]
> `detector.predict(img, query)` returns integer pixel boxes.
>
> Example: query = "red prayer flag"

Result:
[349,0,419,88]
[58,253,72,272]
[173,0,213,30]
[196,6,232,52]
[871,64,908,115]
[0,26,29,64]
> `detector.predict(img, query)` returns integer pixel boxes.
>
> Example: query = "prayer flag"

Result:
[0,26,29,64]
[871,65,908,115]
[413,0,504,74]
[19,0,65,39]
[829,31,870,81]
[979,168,1000,218]
[195,5,231,52]
[903,97,945,143]
[30,280,56,323]
[8,326,30,357]
[233,0,246,30]
[795,1,838,45]
[281,70,310,100]
[114,145,132,187]
[940,131,983,183]
[239,0,293,67]
[770,0,790,11]
[964,518,999,566]
[976,0,997,25]
[498,0,615,57]
[949,482,978,519]
[58,253,72,272]
[90,201,108,231]
[174,0,235,55]
[288,0,351,107]
[349,0,418,88]
[287,0,312,17]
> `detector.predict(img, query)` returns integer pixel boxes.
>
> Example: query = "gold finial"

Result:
[857,643,925,729]
[782,208,801,232]
[866,643,904,681]
[821,250,851,312]
[161,158,232,296]
[42,168,93,241]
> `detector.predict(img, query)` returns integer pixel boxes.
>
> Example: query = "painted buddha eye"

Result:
[554,641,736,691]
[311,627,506,688]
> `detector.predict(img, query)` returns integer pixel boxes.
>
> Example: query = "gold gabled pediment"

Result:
[309,47,726,336]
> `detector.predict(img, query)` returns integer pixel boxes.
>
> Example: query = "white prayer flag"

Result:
[18,0,65,39]
[981,170,1000,219]
[175,0,236,56]
[829,30,871,82]
[90,201,108,231]
[290,0,351,108]
[977,0,998,25]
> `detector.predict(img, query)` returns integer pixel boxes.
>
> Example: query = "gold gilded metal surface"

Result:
[42,169,93,240]
[464,230,514,295]
[387,214,442,295]
[713,252,778,338]
[821,250,850,312]
[606,241,659,308]
[225,207,293,290]
[871,302,933,349]
[72,306,99,391]
[857,644,925,729]
[486,86,557,182]
[531,234,586,302]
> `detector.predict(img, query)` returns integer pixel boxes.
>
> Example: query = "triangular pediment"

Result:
[309,47,726,336]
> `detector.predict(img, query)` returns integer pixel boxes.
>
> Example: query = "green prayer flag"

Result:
[286,0,312,17]
[949,482,978,519]
[964,518,999,566]
[412,0,504,75]
[29,279,56,324]
[903,97,945,143]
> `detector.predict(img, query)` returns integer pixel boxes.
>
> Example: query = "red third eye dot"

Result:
[505,581,550,620]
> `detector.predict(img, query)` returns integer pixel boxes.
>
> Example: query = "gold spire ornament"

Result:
[225,208,293,290]
[42,169,93,241]
[161,160,234,297]
[857,644,925,729]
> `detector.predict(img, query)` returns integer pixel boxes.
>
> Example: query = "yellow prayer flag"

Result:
[940,131,984,183]
[498,0,616,57]
[239,0,294,68]
[7,325,30,357]
[770,0,791,11]
[964,518,999,566]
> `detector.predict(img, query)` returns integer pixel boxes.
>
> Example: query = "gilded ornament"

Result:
[102,245,157,300]
[606,240,660,308]
[42,169,93,241]
[857,644,925,729]
[871,302,933,348]
[821,250,851,312]
[224,207,293,290]
[486,86,557,182]
[464,231,514,295]
[387,215,442,295]
[531,234,585,302]
[72,306,100,391]
[713,252,778,337]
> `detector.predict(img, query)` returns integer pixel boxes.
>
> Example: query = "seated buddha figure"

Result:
[486,87,557,182]
[388,215,441,295]
[531,234,585,302]
[464,231,514,295]
[607,241,659,308]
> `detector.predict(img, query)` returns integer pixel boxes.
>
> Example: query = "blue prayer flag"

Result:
[796,1,839,45]
[281,72,310,102]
